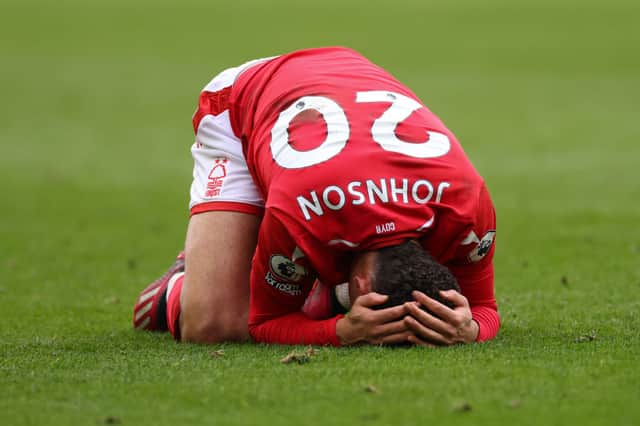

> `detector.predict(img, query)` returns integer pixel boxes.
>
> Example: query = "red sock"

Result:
[166,273,184,340]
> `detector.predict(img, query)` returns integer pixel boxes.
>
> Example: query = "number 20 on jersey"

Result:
[270,91,451,169]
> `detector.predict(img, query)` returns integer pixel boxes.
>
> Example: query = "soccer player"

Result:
[133,47,499,346]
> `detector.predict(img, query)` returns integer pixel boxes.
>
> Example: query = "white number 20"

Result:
[270,91,451,169]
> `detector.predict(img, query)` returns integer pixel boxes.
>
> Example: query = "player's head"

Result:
[348,240,460,309]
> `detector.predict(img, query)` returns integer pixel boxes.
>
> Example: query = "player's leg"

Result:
[132,210,259,342]
[177,210,260,342]
[133,59,266,343]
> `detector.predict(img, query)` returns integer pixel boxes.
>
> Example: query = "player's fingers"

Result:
[356,292,389,308]
[370,304,409,323]
[404,316,453,346]
[412,291,456,322]
[372,318,410,338]
[407,335,437,348]
[439,290,469,308]
[405,302,457,337]
[378,331,414,346]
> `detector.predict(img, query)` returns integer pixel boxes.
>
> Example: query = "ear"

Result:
[354,274,372,295]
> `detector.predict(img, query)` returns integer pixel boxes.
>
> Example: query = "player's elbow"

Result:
[248,316,280,344]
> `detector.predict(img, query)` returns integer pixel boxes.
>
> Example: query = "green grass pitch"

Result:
[1,0,639,425]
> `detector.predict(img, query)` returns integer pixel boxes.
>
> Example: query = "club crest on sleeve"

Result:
[467,231,496,262]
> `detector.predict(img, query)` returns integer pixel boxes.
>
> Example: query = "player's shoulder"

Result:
[201,55,279,93]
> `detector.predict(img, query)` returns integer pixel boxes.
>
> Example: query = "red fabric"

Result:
[472,306,501,342]
[450,259,500,341]
[446,185,499,341]
[227,47,499,345]
[166,275,184,339]
[302,280,334,320]
[192,86,231,133]
[247,210,344,345]
[190,201,264,217]
[249,312,343,346]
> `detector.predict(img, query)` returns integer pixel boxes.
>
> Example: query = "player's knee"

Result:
[179,311,249,344]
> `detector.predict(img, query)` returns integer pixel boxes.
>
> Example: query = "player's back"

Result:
[229,47,489,284]
[230,47,435,186]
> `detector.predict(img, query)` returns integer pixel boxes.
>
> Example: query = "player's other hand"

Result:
[404,290,479,346]
[336,292,412,346]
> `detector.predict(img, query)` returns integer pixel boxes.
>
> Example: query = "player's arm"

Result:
[247,214,410,346]
[404,256,499,345]
[246,212,342,345]
[448,254,499,342]
[179,69,266,343]
[250,279,412,346]
[247,273,342,344]
[405,184,499,344]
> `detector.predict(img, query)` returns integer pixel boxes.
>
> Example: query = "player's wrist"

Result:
[465,319,480,343]
[336,316,359,346]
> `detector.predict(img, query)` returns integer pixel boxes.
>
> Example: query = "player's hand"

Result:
[404,290,479,346]
[336,292,412,346]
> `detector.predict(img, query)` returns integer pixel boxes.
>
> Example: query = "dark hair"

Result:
[371,240,460,311]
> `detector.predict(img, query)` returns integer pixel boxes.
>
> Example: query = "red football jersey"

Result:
[227,47,498,345]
